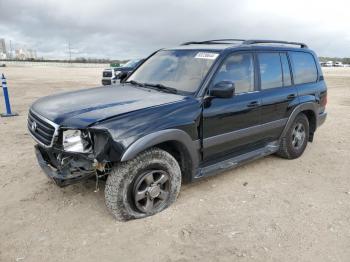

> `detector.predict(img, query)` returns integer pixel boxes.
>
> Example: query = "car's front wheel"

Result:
[277,113,309,159]
[105,148,181,221]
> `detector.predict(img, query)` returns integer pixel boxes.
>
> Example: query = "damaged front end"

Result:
[33,127,121,187]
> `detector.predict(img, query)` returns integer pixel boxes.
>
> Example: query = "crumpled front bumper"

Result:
[317,112,327,127]
[34,145,94,187]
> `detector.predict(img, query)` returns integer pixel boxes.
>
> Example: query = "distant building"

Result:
[15,48,26,60]
[15,48,37,60]
[0,38,7,59]
[0,38,6,53]
[0,38,37,60]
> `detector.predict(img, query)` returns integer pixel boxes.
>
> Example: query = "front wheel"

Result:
[277,113,309,159]
[105,148,181,221]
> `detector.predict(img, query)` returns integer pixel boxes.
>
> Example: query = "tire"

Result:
[277,113,309,159]
[105,148,181,221]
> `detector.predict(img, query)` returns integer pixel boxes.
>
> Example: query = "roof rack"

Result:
[181,39,308,48]
[243,40,308,48]
[181,39,246,45]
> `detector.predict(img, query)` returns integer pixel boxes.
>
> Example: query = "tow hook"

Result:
[93,161,112,193]
[94,161,106,193]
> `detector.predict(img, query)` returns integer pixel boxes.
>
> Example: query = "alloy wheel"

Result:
[133,170,170,213]
[291,122,306,150]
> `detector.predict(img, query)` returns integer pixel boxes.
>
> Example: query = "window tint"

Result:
[213,53,254,94]
[290,52,317,85]
[280,53,292,86]
[258,53,283,90]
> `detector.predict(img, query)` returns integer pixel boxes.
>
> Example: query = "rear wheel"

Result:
[277,113,309,159]
[105,148,181,221]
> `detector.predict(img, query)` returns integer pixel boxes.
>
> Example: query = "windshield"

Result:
[123,59,140,68]
[127,50,218,93]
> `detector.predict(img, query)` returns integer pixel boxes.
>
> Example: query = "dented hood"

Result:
[31,84,185,127]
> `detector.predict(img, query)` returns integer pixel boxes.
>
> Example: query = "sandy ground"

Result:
[0,66,349,262]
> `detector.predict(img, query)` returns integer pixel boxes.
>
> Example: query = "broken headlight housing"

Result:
[62,130,92,153]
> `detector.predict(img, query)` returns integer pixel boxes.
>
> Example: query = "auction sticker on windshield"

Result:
[195,52,219,60]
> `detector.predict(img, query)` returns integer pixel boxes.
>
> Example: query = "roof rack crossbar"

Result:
[181,39,246,45]
[243,40,308,48]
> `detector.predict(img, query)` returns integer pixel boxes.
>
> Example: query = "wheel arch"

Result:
[302,110,316,141]
[120,129,200,182]
[281,102,318,140]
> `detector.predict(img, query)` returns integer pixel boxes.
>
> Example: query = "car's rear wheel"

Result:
[105,148,181,221]
[277,113,309,159]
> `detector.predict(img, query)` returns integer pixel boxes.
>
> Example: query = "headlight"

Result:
[62,130,92,153]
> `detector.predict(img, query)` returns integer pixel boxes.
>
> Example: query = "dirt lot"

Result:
[0,66,349,262]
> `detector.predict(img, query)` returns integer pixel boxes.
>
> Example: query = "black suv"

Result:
[28,39,327,220]
[101,59,144,86]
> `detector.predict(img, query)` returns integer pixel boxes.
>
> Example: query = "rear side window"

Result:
[257,53,283,90]
[290,52,318,85]
[280,53,292,86]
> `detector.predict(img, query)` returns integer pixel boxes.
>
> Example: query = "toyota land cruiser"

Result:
[28,39,327,220]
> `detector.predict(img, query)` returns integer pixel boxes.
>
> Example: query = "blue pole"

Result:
[1,73,18,117]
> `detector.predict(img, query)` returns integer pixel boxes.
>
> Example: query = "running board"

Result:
[195,141,280,179]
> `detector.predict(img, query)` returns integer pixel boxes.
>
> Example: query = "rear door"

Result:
[257,52,298,141]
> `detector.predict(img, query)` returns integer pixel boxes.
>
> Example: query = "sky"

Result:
[0,0,349,59]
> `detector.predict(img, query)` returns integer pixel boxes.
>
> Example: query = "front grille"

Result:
[102,79,111,85]
[103,71,112,77]
[28,110,56,146]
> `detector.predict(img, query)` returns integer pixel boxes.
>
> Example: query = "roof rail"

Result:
[243,40,308,48]
[181,39,246,45]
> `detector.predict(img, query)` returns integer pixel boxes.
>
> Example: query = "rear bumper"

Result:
[317,112,327,127]
[35,145,94,187]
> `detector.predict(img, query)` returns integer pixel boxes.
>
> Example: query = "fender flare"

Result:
[280,102,318,138]
[120,129,201,169]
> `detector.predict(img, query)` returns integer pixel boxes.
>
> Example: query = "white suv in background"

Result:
[101,59,144,86]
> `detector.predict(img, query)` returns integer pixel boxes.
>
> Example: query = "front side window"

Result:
[290,52,318,85]
[258,53,283,90]
[128,50,218,93]
[213,53,254,94]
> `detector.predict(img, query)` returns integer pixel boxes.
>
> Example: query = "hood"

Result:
[31,84,186,127]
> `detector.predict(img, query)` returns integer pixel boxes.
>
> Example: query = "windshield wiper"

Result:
[125,80,145,87]
[143,83,178,94]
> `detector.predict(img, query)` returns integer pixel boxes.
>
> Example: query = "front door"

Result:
[202,52,262,163]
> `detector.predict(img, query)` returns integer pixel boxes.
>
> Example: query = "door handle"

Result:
[287,94,296,100]
[247,101,260,108]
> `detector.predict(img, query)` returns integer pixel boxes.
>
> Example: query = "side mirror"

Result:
[209,81,235,98]
[119,72,128,82]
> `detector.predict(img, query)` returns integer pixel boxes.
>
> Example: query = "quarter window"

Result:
[290,52,318,85]
[213,53,254,94]
[258,53,283,90]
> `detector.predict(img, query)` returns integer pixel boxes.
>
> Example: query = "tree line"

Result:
[319,57,350,64]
